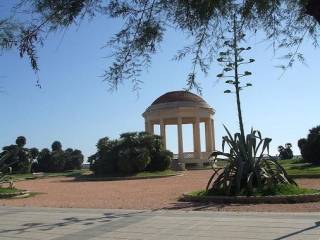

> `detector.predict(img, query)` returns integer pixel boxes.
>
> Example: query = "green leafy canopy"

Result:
[2,0,320,90]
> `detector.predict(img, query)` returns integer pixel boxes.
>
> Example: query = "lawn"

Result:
[0,188,20,194]
[9,169,177,182]
[75,169,178,181]
[10,169,89,181]
[279,158,320,177]
[7,158,320,182]
[205,158,320,178]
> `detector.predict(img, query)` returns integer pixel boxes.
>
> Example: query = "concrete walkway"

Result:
[0,206,319,240]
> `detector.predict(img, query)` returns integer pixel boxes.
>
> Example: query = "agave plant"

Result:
[206,10,295,196]
[0,151,16,188]
[206,126,295,196]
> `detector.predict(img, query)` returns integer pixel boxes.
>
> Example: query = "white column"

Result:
[193,117,201,159]
[177,117,184,161]
[211,118,215,151]
[205,118,213,153]
[148,121,154,134]
[144,121,149,133]
[160,119,166,149]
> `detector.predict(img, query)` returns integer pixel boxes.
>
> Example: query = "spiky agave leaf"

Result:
[206,126,295,196]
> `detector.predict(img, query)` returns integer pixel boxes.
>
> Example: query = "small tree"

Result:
[206,10,294,196]
[89,137,120,175]
[278,143,294,160]
[117,132,151,174]
[64,148,84,170]
[89,132,172,175]
[51,141,62,151]
[298,125,320,165]
[37,148,51,172]
[0,136,31,174]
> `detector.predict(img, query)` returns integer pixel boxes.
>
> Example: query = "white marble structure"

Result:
[142,91,215,167]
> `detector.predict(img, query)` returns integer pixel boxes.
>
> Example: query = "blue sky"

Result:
[1,7,320,158]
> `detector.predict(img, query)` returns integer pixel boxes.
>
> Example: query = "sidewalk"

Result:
[0,206,319,240]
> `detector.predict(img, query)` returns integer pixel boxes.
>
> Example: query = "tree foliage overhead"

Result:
[2,0,320,89]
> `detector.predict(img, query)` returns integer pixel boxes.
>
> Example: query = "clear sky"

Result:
[1,6,320,159]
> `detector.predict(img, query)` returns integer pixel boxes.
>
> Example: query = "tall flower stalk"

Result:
[207,10,295,196]
[217,13,253,141]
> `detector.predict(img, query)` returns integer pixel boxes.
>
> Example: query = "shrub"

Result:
[278,143,293,160]
[1,138,83,173]
[116,132,151,174]
[51,141,62,151]
[16,136,26,147]
[298,125,320,165]
[90,132,173,175]
[0,136,31,174]
[147,150,172,171]
[118,147,151,174]
[89,138,119,175]
[29,148,39,159]
[64,148,84,170]
[50,150,66,172]
[37,148,51,172]
[145,134,172,171]
[36,142,84,172]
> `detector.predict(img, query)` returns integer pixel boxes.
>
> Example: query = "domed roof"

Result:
[143,90,214,118]
[151,91,208,106]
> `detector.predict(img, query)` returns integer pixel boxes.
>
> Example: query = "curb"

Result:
[180,192,320,204]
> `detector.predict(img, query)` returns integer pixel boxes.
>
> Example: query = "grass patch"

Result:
[10,169,89,181]
[0,188,20,194]
[76,169,177,181]
[134,170,177,177]
[190,184,320,197]
[279,158,320,177]
[9,169,177,182]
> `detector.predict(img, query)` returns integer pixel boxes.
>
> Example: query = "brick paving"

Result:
[0,170,320,212]
[0,206,319,240]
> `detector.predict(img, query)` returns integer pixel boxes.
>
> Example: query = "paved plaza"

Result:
[0,206,319,240]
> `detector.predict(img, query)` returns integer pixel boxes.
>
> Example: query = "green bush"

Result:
[118,147,151,174]
[64,148,84,170]
[89,132,173,175]
[89,138,119,175]
[298,125,320,165]
[1,138,83,173]
[37,148,51,172]
[51,141,62,151]
[50,150,66,172]
[147,150,172,171]
[278,143,293,160]
[0,136,34,174]
[36,142,84,172]
[116,132,151,174]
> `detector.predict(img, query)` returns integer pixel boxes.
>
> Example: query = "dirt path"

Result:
[1,170,320,212]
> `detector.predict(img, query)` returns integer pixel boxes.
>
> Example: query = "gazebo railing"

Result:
[183,152,195,159]
[173,152,211,161]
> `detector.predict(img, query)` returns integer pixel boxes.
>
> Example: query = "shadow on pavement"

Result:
[159,201,244,211]
[0,211,140,235]
[273,221,320,240]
